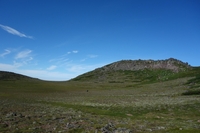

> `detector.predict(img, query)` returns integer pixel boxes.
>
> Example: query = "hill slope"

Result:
[0,71,39,81]
[72,58,195,83]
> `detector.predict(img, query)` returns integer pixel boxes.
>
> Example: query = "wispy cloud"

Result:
[81,54,98,62]
[66,63,104,74]
[49,56,69,66]
[49,50,79,65]
[88,54,98,58]
[72,50,78,53]
[67,64,88,72]
[67,50,78,55]
[14,50,34,67]
[0,49,11,57]
[0,63,17,70]
[0,24,33,39]
[47,65,57,71]
[13,61,23,68]
[15,50,32,59]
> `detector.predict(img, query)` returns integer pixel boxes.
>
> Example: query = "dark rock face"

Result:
[102,58,191,72]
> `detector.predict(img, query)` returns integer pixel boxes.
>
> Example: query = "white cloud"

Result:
[72,50,78,53]
[15,50,32,59]
[0,49,11,57]
[13,61,23,68]
[49,56,69,66]
[66,63,102,73]
[12,49,34,67]
[68,65,85,72]
[80,54,98,62]
[80,58,87,62]
[0,63,17,70]
[47,65,57,70]
[66,50,78,54]
[88,54,98,58]
[0,24,33,39]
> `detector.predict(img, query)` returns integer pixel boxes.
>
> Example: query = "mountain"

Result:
[0,71,39,81]
[72,58,197,83]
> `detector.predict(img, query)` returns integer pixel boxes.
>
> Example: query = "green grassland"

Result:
[0,68,200,132]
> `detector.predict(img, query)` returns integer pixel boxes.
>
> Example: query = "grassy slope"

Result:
[73,66,199,85]
[0,71,39,81]
[0,68,200,132]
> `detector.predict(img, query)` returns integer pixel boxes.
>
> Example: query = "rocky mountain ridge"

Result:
[72,58,193,82]
[101,58,191,72]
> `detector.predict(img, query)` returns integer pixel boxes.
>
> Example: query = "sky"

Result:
[0,0,200,81]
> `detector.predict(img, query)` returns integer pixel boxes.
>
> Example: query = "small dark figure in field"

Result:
[87,90,89,92]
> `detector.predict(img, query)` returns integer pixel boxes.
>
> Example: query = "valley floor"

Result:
[0,78,200,133]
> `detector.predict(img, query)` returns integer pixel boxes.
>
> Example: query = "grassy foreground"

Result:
[0,78,200,133]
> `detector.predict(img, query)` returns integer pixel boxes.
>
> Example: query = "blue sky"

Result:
[0,0,200,81]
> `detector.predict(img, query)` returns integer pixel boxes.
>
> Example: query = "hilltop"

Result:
[72,58,194,83]
[101,58,191,72]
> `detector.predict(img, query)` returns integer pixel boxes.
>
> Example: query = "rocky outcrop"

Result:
[101,58,191,72]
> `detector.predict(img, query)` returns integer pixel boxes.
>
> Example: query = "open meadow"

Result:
[1,0,200,132]
[0,76,200,133]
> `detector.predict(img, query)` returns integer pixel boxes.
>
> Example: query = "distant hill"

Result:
[0,71,39,81]
[1,58,199,84]
[72,58,198,83]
